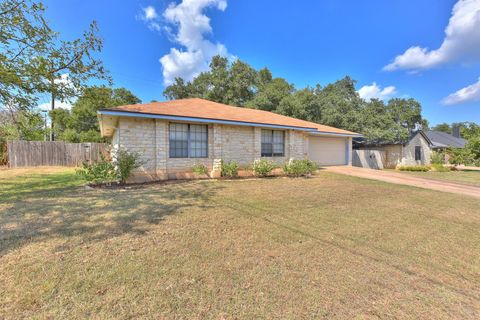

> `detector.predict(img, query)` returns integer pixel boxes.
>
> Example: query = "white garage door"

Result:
[308,136,347,166]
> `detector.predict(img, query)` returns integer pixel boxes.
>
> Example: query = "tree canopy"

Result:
[163,56,428,145]
[49,86,141,143]
[0,0,110,141]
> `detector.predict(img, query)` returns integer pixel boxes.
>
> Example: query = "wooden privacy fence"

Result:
[7,141,109,168]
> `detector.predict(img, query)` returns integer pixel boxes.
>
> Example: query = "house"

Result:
[353,131,432,169]
[98,98,361,181]
[425,130,467,150]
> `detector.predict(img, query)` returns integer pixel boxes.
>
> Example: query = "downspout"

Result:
[154,119,158,180]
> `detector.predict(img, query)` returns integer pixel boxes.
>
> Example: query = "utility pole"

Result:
[50,75,55,141]
[41,110,48,141]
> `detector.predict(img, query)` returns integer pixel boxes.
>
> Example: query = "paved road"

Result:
[325,166,480,199]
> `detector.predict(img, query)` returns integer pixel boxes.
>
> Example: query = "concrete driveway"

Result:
[325,166,480,199]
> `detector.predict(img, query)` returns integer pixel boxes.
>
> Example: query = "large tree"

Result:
[50,86,140,143]
[0,0,110,140]
[163,56,429,145]
[164,56,261,107]
[0,0,53,117]
[431,123,452,134]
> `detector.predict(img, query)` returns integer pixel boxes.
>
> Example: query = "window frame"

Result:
[414,146,422,161]
[261,129,285,157]
[169,122,208,159]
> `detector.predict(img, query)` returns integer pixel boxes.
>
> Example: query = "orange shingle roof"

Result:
[101,98,359,135]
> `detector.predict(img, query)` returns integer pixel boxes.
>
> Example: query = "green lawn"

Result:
[396,169,480,187]
[1,168,480,319]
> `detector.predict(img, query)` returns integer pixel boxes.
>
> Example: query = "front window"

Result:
[415,146,422,161]
[169,123,208,158]
[261,130,285,157]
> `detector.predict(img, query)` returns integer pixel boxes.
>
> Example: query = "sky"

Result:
[40,0,480,126]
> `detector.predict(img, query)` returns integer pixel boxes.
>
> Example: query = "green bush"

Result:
[76,155,116,184]
[283,159,318,177]
[430,163,450,172]
[76,149,143,185]
[192,163,208,175]
[114,149,143,184]
[430,151,444,165]
[252,159,276,177]
[397,165,430,172]
[221,160,239,178]
[447,147,477,166]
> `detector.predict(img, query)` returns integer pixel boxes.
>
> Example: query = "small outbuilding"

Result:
[353,131,433,169]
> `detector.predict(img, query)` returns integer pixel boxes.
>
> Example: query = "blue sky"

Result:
[41,0,480,126]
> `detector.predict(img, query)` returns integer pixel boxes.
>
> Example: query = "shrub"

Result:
[192,163,208,175]
[397,165,430,172]
[283,159,318,177]
[430,151,444,165]
[430,163,450,172]
[221,160,239,178]
[114,149,143,184]
[252,159,276,177]
[76,155,116,184]
[447,147,477,166]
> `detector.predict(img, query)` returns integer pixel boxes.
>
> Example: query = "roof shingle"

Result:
[426,131,467,148]
[101,98,359,135]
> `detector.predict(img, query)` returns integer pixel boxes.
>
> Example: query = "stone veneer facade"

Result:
[111,117,309,182]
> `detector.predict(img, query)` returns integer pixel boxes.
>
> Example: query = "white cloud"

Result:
[137,6,161,31]
[442,77,480,105]
[357,82,397,101]
[37,100,73,111]
[144,6,158,20]
[384,0,480,71]
[159,0,229,85]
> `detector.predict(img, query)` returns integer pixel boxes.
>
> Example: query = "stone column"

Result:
[253,127,261,161]
[211,124,223,178]
[347,137,353,166]
[155,119,168,180]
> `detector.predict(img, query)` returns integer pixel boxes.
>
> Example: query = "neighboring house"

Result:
[425,130,467,150]
[353,131,432,169]
[98,98,361,181]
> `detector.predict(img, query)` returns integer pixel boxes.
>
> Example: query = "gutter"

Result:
[308,131,363,138]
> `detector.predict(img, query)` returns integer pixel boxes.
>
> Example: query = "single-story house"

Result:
[425,130,467,150]
[353,131,432,169]
[98,98,361,181]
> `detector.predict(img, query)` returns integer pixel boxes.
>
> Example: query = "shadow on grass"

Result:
[0,172,84,202]
[0,176,222,257]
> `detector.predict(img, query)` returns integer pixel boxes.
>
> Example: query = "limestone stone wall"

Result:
[214,124,255,166]
[113,117,311,181]
[401,133,431,166]
[288,130,308,160]
[116,117,158,182]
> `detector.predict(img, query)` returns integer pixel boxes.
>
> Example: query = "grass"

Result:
[396,169,480,187]
[1,167,480,319]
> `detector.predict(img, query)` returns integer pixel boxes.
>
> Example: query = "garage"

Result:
[308,136,348,166]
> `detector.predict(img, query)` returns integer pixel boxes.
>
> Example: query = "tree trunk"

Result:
[50,77,55,141]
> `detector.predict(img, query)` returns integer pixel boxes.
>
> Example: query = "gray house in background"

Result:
[425,130,467,150]
[353,127,468,170]
[353,131,432,169]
